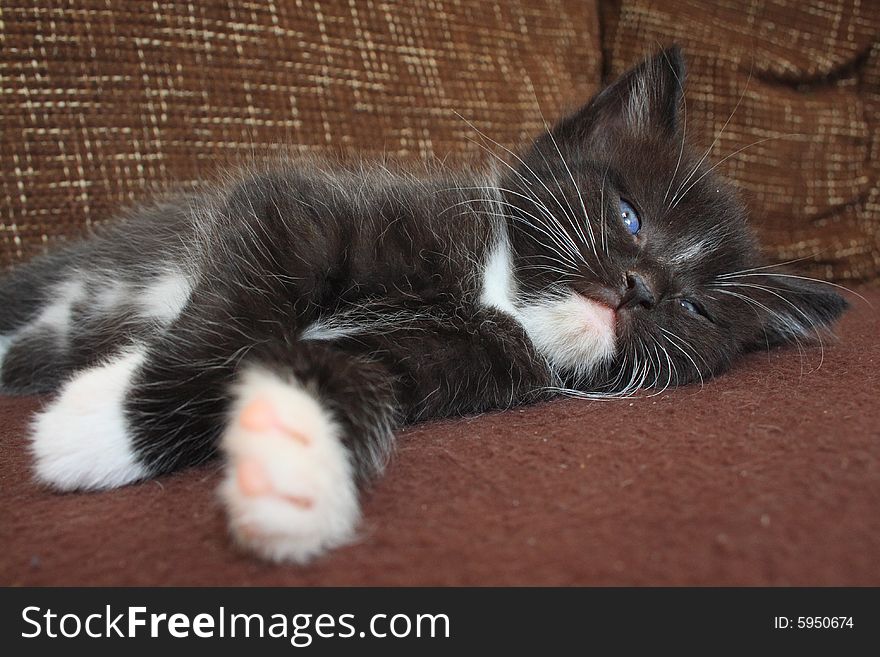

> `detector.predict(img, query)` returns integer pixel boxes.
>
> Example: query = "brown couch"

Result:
[1,1,878,585]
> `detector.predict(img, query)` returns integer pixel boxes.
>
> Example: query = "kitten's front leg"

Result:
[219,369,360,563]
[217,341,398,563]
[217,303,551,562]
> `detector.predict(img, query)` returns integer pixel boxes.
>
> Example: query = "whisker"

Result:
[669,64,753,208]
[492,191,589,267]
[657,326,706,390]
[535,112,603,270]
[600,166,611,256]
[711,280,826,371]
[716,272,872,307]
[453,112,594,270]
[442,193,582,267]
[671,133,804,209]
[715,255,830,278]
[712,287,810,374]
[661,47,689,204]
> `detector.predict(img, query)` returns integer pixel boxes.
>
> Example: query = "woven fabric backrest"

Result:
[602,0,880,282]
[3,1,877,282]
[0,1,601,266]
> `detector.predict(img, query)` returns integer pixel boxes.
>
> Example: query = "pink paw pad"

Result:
[236,458,272,497]
[239,398,310,445]
[280,493,314,510]
[235,458,314,509]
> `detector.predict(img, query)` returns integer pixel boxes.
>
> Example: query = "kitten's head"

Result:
[500,46,847,392]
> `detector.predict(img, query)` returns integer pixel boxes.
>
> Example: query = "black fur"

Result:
[0,47,847,486]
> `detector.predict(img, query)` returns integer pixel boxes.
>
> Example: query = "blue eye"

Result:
[679,299,700,315]
[620,199,640,235]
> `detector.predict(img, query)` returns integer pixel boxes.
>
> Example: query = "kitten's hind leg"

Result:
[0,277,86,394]
[29,347,151,490]
[0,244,94,393]
[29,294,399,561]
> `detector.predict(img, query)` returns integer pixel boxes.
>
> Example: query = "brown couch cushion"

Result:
[0,0,601,267]
[1,284,877,585]
[601,0,880,283]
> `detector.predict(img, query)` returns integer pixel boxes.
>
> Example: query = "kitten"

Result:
[0,47,846,562]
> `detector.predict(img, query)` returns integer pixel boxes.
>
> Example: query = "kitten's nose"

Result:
[619,272,656,310]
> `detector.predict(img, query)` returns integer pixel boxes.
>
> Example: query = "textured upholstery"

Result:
[2,1,878,280]
[0,0,600,265]
[602,0,880,282]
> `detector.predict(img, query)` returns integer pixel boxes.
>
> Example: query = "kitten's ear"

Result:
[551,46,686,146]
[741,274,849,350]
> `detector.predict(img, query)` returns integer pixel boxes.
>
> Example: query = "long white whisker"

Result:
[671,133,803,209]
[599,166,611,257]
[715,255,828,278]
[482,197,583,264]
[525,80,595,253]
[454,112,592,267]
[538,119,603,269]
[716,272,870,307]
[670,66,753,208]
[491,189,589,266]
[661,48,689,204]
[657,326,706,390]
[712,288,809,373]
[441,192,582,267]
[710,280,827,370]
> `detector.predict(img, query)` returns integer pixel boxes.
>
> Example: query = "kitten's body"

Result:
[0,48,846,562]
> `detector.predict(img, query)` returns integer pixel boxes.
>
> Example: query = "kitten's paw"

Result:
[29,349,150,490]
[219,369,359,563]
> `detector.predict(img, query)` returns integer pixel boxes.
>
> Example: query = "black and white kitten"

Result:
[0,48,846,562]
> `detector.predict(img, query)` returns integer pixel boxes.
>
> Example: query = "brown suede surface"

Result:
[1,286,877,586]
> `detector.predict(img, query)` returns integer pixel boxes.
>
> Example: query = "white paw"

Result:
[29,348,150,490]
[219,368,360,563]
